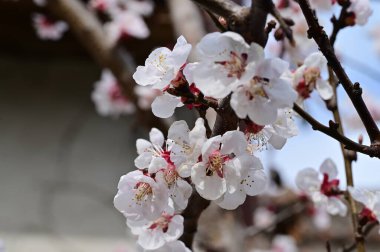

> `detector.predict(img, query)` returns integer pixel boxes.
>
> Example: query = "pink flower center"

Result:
[164,164,178,186]
[296,80,311,99]
[359,207,378,223]
[134,182,153,201]
[109,83,128,102]
[246,76,269,100]
[320,173,340,197]
[245,121,265,134]
[304,67,320,87]
[206,150,232,178]
[215,51,248,79]
[149,213,173,233]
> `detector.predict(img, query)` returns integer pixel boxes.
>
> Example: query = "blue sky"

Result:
[260,2,380,189]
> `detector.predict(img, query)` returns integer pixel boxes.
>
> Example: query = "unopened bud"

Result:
[358,134,364,144]
[274,28,285,41]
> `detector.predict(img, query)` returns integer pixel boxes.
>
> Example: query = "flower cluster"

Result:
[349,187,380,232]
[296,158,347,216]
[114,118,268,250]
[133,32,299,147]
[89,0,153,43]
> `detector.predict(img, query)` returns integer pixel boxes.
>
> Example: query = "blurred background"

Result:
[0,0,380,251]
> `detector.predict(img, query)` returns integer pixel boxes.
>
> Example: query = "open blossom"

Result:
[92,70,136,117]
[189,32,263,99]
[127,202,184,250]
[114,170,169,221]
[245,108,298,151]
[347,0,372,26]
[293,52,333,103]
[134,128,169,172]
[216,154,267,210]
[32,13,68,41]
[167,118,207,178]
[296,158,347,216]
[133,36,191,118]
[105,11,150,43]
[348,187,380,229]
[191,130,267,208]
[230,57,297,125]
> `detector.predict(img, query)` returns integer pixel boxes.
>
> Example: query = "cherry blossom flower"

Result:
[190,32,264,99]
[32,13,68,41]
[347,0,373,26]
[167,118,207,178]
[296,158,347,216]
[114,170,169,221]
[293,52,333,103]
[191,130,267,207]
[89,0,118,13]
[230,57,297,125]
[127,203,184,250]
[134,128,169,173]
[215,154,267,210]
[348,186,380,229]
[105,11,150,43]
[133,36,191,118]
[91,70,136,117]
[245,108,298,151]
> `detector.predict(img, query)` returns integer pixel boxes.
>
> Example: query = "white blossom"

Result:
[127,203,184,250]
[133,36,191,118]
[32,13,68,41]
[191,130,267,208]
[296,158,347,216]
[348,186,380,228]
[167,118,207,178]
[189,32,263,99]
[91,70,136,117]
[114,170,169,221]
[230,57,297,125]
[134,36,191,90]
[105,11,150,44]
[347,0,373,26]
[293,52,333,103]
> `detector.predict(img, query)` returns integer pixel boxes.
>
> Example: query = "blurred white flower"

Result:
[296,158,347,216]
[32,13,68,40]
[91,70,136,117]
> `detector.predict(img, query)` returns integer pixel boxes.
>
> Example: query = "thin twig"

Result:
[293,103,380,158]
[342,222,378,252]
[269,2,295,46]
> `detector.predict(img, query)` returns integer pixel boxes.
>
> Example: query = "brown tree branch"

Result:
[190,0,243,18]
[293,104,380,158]
[297,0,380,144]
[325,11,363,250]
[180,1,272,248]
[46,0,168,132]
